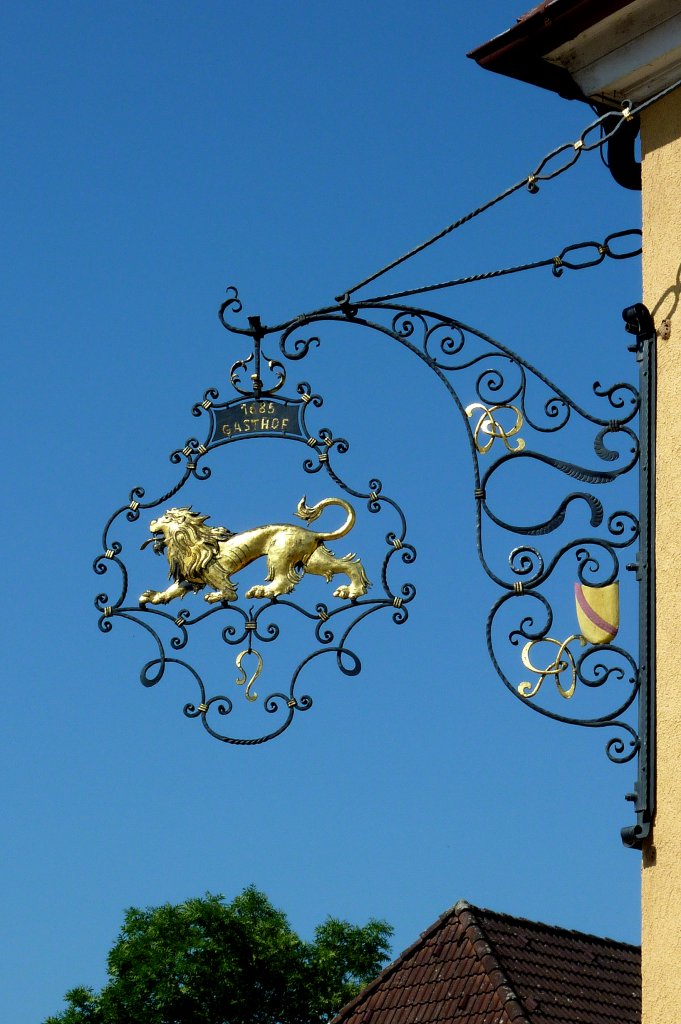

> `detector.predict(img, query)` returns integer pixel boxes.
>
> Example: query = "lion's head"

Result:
[146,507,233,583]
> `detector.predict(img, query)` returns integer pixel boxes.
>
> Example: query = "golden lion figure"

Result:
[138,497,370,606]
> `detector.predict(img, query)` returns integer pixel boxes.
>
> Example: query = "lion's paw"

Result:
[139,590,161,606]
[204,591,234,604]
[245,585,268,599]
[333,585,352,600]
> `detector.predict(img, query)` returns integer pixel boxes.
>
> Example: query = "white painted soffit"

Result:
[546,0,681,106]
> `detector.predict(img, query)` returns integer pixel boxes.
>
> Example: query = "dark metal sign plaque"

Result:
[212,399,304,442]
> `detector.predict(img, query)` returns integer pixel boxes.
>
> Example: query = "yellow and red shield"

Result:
[574,582,619,645]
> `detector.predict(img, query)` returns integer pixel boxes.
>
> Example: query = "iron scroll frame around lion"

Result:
[94,376,417,747]
[95,289,655,848]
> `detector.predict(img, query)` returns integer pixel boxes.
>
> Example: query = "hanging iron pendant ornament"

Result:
[94,308,416,745]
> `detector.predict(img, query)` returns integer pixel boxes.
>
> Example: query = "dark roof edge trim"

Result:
[467,0,639,103]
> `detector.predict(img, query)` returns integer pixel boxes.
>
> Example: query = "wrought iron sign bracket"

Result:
[219,290,657,847]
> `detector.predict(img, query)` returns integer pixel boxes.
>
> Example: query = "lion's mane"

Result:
[163,508,233,584]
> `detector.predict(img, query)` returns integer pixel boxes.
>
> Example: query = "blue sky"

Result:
[2,3,644,1022]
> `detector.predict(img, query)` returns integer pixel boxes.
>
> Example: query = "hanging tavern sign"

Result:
[96,99,662,847]
[95,288,653,848]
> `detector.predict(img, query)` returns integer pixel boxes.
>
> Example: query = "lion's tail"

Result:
[295,496,356,541]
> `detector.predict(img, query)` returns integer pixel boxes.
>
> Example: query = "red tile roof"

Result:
[332,901,640,1024]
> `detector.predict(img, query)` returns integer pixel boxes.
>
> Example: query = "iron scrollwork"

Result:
[95,280,654,846]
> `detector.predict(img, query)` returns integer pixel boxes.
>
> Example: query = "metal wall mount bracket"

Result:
[621,302,656,849]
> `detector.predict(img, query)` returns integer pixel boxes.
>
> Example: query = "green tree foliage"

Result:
[45,887,393,1024]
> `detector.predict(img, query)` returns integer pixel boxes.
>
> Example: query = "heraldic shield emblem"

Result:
[574,582,619,646]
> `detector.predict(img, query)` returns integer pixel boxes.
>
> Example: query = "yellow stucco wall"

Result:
[640,87,681,1024]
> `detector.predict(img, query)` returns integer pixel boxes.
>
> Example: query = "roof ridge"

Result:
[329,902,463,1024]
[457,902,530,1024]
[471,904,640,951]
